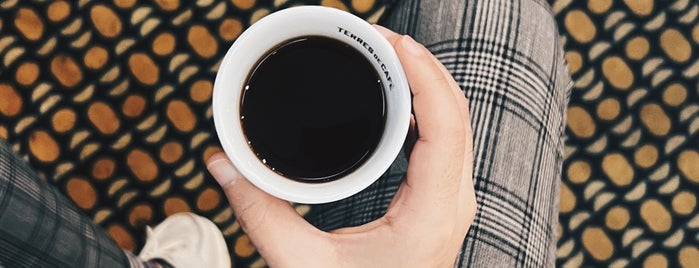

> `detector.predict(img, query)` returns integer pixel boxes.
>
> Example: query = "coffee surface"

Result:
[240,36,385,181]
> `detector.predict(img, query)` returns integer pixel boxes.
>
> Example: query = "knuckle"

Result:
[234,199,267,234]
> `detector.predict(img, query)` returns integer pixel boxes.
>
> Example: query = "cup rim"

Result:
[213,6,410,204]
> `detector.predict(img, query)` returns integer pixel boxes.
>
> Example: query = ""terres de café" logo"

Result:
[337,26,394,90]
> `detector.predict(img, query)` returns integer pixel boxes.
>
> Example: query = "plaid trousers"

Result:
[0,139,142,267]
[0,0,569,267]
[308,0,571,267]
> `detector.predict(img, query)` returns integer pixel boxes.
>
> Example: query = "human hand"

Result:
[206,25,475,268]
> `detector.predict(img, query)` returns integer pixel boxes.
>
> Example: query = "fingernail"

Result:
[206,152,228,164]
[401,35,423,56]
[206,154,239,187]
[373,25,395,38]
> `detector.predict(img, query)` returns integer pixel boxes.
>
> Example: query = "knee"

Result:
[515,0,566,63]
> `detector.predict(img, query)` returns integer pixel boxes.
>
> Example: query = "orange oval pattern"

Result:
[0,2,385,267]
[88,102,120,135]
[50,55,83,87]
[127,149,158,182]
[15,8,44,41]
[557,0,698,267]
[90,5,122,38]
[128,53,159,85]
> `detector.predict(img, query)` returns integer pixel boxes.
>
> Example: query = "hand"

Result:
[207,25,475,268]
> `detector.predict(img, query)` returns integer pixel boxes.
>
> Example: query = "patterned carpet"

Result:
[552,0,699,267]
[0,0,697,267]
[0,0,390,267]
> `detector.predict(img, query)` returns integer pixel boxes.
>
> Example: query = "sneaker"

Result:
[138,212,231,268]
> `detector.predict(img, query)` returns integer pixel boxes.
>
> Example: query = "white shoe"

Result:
[138,212,231,268]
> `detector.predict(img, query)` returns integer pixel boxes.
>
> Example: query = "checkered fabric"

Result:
[0,139,137,267]
[308,0,572,267]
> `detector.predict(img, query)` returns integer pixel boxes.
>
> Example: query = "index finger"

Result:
[385,31,467,221]
[375,25,465,145]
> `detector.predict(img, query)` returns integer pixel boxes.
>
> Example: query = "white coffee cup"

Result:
[213,6,410,204]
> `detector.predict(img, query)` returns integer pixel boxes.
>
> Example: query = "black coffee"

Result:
[240,36,385,182]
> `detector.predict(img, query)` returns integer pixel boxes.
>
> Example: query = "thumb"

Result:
[206,153,328,263]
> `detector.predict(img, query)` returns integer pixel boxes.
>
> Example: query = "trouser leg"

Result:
[308,0,571,266]
[0,139,147,267]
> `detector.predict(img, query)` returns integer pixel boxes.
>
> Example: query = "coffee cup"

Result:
[213,6,410,204]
